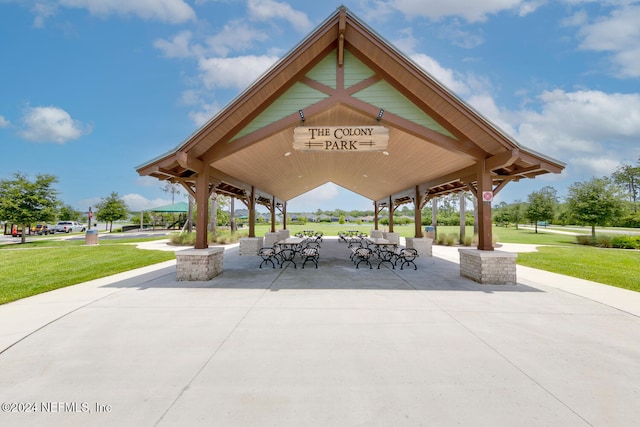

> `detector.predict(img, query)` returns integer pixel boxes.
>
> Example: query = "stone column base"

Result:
[239,237,263,256]
[405,237,432,257]
[263,232,280,248]
[279,229,291,239]
[459,249,517,285]
[176,247,224,281]
[383,232,400,245]
[370,229,383,238]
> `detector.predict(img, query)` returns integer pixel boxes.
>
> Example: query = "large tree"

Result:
[95,192,129,232]
[566,177,623,238]
[611,161,640,212]
[162,182,181,205]
[0,173,59,243]
[58,203,82,221]
[525,186,558,233]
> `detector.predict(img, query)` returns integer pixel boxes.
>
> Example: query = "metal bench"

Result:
[353,247,373,269]
[301,247,319,269]
[395,248,418,270]
[258,247,279,269]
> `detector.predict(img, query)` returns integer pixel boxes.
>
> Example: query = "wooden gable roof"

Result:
[137,6,564,209]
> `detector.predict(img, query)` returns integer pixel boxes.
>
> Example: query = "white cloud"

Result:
[410,53,472,95]
[247,0,313,33]
[189,101,222,127]
[59,0,196,24]
[288,183,340,210]
[31,1,58,28]
[205,20,269,57]
[154,31,199,59]
[512,89,640,178]
[406,52,640,186]
[387,0,542,22]
[410,53,494,100]
[575,4,640,77]
[0,115,9,127]
[19,106,91,143]
[198,55,279,89]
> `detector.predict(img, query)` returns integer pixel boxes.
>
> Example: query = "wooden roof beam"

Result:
[342,96,488,159]
[177,151,204,174]
[484,149,519,172]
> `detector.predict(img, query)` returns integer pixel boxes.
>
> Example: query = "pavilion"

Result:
[136,6,564,282]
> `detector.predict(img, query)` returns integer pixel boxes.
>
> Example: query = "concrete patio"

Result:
[1,237,639,426]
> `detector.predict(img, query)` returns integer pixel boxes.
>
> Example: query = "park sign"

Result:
[293,126,389,152]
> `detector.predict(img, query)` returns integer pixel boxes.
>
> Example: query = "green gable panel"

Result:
[303,49,376,89]
[344,50,376,88]
[231,82,329,141]
[353,80,457,139]
[305,51,337,89]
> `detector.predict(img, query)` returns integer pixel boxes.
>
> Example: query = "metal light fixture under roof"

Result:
[298,109,305,122]
[377,109,384,122]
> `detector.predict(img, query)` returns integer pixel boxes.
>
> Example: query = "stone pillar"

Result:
[279,229,291,239]
[383,232,400,245]
[370,229,383,238]
[458,249,517,285]
[176,247,224,281]
[263,232,280,248]
[405,237,432,257]
[239,237,263,256]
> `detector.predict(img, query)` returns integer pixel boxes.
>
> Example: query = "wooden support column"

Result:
[414,186,423,238]
[195,167,209,249]
[283,202,287,230]
[270,196,276,233]
[432,198,438,239]
[476,161,494,251]
[459,192,466,242]
[373,201,379,230]
[248,186,256,238]
[388,196,394,232]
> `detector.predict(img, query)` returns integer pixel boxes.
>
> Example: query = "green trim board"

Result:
[305,51,337,89]
[230,82,330,141]
[231,48,455,143]
[351,80,457,139]
[343,50,376,88]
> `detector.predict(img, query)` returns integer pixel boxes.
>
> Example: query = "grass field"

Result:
[1,223,639,305]
[0,237,174,305]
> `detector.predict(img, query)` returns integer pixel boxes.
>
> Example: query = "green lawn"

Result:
[517,246,640,292]
[493,226,640,292]
[0,238,175,305]
[2,224,639,305]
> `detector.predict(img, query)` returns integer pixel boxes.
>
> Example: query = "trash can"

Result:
[85,229,99,245]
[424,226,435,239]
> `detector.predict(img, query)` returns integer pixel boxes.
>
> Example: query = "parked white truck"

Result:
[52,221,86,233]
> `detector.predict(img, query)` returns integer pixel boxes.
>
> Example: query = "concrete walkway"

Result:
[1,238,639,427]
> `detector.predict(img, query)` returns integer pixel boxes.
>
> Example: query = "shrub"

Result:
[444,233,457,246]
[611,235,640,249]
[170,232,195,246]
[575,235,595,246]
[595,235,613,248]
[169,230,248,246]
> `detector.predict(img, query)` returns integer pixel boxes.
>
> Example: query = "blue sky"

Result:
[1,0,639,213]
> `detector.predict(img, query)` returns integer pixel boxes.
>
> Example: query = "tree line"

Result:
[0,172,130,243]
[494,157,640,237]
[3,157,639,243]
